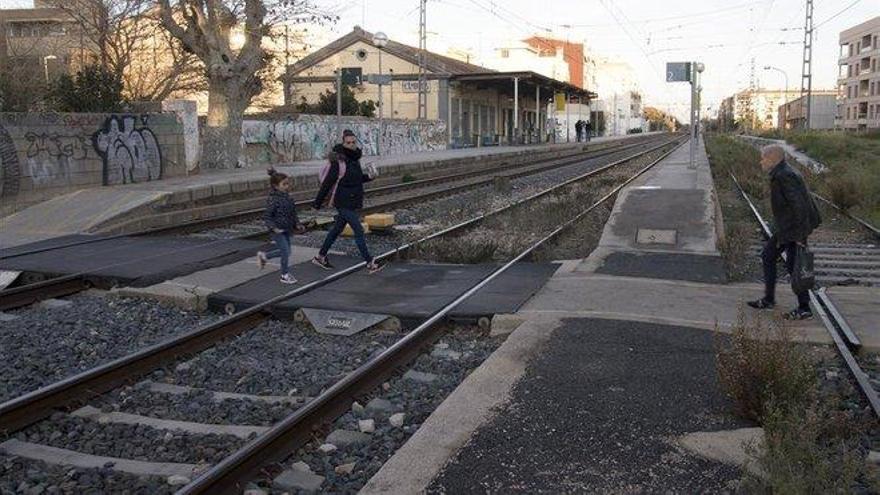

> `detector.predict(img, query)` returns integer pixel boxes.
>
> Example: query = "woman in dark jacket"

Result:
[312,130,385,274]
[258,169,303,284]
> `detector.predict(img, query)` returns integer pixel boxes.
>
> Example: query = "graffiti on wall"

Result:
[241,115,448,166]
[93,115,162,186]
[22,132,94,188]
[0,122,22,198]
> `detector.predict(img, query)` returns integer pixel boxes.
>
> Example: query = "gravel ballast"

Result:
[245,324,503,494]
[158,319,402,398]
[0,454,175,495]
[0,293,219,403]
[15,414,244,465]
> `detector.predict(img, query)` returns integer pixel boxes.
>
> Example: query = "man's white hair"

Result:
[761,144,785,162]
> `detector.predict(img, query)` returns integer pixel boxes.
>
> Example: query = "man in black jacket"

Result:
[312,129,385,274]
[748,145,821,320]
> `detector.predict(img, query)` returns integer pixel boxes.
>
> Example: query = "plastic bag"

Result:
[790,243,815,294]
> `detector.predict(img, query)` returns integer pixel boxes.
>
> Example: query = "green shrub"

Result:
[826,174,862,211]
[715,311,815,422]
[401,174,417,183]
[747,398,863,494]
[48,65,124,113]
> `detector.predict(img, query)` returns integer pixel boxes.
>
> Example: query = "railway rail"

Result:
[0,135,670,311]
[0,136,684,493]
[730,171,880,420]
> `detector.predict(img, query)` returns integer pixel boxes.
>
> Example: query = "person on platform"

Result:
[747,145,821,320]
[311,130,386,274]
[584,120,592,142]
[257,168,304,284]
[575,120,584,142]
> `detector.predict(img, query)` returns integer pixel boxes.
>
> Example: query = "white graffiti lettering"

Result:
[94,116,162,185]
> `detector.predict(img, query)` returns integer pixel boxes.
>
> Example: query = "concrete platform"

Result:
[586,134,725,282]
[0,235,262,288]
[209,258,558,322]
[0,139,629,250]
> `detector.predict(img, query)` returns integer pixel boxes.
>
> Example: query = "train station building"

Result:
[282,27,596,147]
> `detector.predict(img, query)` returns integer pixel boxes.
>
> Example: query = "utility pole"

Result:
[336,69,342,139]
[417,0,428,120]
[801,0,814,129]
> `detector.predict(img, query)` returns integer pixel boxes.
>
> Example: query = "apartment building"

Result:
[719,88,801,131]
[777,91,837,130]
[0,2,90,82]
[837,16,880,131]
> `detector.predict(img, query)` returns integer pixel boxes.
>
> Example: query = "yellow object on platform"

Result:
[342,222,371,236]
[364,213,395,229]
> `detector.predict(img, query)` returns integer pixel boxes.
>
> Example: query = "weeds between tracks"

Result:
[715,311,875,493]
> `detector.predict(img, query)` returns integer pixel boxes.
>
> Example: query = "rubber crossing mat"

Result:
[0,235,264,288]
[209,257,559,321]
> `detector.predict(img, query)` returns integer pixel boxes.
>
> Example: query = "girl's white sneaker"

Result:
[280,273,297,284]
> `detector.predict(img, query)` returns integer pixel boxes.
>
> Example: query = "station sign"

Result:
[366,74,393,85]
[401,80,431,93]
[666,62,692,83]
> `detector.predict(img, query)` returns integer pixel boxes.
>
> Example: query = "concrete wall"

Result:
[240,114,447,167]
[0,112,185,211]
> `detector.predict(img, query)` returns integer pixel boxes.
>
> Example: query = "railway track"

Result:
[0,135,671,311]
[730,172,880,421]
[0,137,685,493]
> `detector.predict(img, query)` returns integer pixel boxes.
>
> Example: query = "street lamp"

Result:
[763,66,790,99]
[763,65,790,128]
[373,31,388,156]
[373,32,388,119]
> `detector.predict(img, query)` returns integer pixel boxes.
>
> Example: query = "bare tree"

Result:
[156,0,332,169]
[42,0,205,102]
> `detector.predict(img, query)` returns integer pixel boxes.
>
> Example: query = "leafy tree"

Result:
[296,85,376,117]
[49,65,125,112]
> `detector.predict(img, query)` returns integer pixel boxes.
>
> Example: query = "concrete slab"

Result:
[142,381,305,404]
[71,405,267,439]
[117,246,320,309]
[0,236,262,289]
[677,427,764,478]
[825,285,880,351]
[209,259,558,320]
[0,438,197,478]
[519,273,830,344]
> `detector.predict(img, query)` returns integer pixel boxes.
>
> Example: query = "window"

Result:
[847,107,851,119]
[500,49,509,58]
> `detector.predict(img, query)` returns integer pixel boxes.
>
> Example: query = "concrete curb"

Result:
[360,316,562,494]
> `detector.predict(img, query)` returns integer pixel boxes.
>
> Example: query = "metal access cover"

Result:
[636,229,677,245]
[302,308,392,336]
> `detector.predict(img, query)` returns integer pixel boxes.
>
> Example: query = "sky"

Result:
[4,0,877,121]
[322,0,878,121]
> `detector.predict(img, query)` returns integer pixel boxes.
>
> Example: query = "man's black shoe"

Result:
[747,299,775,310]
[783,308,813,321]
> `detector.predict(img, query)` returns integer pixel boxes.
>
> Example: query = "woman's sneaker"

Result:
[256,251,268,270]
[280,273,298,284]
[367,260,386,274]
[312,255,334,270]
